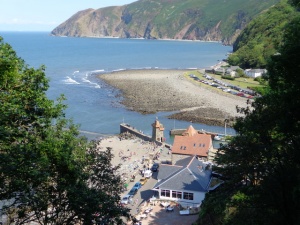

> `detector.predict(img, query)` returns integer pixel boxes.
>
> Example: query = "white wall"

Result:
[157,189,206,206]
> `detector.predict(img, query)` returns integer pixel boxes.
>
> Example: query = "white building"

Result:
[152,156,212,208]
[245,69,267,78]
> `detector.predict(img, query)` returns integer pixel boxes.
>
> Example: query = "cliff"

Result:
[51,0,280,45]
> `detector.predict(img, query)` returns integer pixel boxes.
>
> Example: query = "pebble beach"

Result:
[99,69,249,126]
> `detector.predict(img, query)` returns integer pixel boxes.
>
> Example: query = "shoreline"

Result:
[98,69,248,127]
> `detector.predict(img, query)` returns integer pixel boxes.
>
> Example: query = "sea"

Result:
[0,31,234,144]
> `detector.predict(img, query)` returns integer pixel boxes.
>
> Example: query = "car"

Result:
[128,188,138,196]
[140,177,148,185]
[144,170,153,178]
[121,195,132,205]
[151,163,160,172]
[133,182,142,190]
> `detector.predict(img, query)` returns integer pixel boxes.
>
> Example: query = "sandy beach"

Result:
[99,69,248,126]
[98,133,171,182]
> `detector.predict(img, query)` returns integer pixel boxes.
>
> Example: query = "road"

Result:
[121,171,158,215]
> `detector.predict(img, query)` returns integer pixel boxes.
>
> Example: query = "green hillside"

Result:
[228,0,297,68]
[51,0,280,44]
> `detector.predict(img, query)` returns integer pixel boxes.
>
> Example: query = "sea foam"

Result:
[63,76,80,85]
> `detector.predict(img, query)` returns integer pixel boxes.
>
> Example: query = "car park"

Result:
[133,182,142,190]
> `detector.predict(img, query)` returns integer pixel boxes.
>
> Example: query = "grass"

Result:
[189,70,263,88]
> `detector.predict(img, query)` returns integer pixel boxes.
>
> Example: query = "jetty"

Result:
[120,122,172,149]
[170,128,228,140]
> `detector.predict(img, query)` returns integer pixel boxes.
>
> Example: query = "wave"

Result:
[81,77,101,88]
[91,69,104,73]
[112,68,126,72]
[82,77,92,83]
[63,76,80,85]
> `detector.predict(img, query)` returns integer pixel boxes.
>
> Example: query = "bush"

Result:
[221,75,235,80]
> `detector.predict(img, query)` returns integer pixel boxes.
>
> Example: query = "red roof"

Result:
[172,125,212,157]
[182,125,198,137]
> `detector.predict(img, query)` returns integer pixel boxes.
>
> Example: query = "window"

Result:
[161,190,170,197]
[183,192,194,200]
[172,191,182,199]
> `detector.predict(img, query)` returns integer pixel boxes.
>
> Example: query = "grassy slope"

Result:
[228,0,296,68]
[125,0,280,39]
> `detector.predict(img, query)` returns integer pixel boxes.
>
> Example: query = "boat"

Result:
[213,135,222,141]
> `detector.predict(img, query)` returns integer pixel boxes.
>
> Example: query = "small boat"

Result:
[214,135,222,141]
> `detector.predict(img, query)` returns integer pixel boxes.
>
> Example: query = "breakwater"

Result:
[120,123,172,149]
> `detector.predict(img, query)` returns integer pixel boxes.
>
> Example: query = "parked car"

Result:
[140,177,148,185]
[144,170,153,178]
[128,187,138,196]
[133,182,142,190]
[151,163,160,172]
[121,195,133,205]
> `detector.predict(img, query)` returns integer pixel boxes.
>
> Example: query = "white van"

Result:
[144,170,153,178]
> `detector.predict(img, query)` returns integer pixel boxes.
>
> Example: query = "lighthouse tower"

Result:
[152,118,165,142]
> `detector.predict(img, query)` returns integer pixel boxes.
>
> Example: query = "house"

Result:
[171,125,213,163]
[244,69,267,78]
[225,66,242,77]
[152,156,212,208]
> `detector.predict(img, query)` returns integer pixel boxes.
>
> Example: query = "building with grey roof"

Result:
[152,156,212,208]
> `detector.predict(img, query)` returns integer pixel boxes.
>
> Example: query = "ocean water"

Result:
[0,32,234,143]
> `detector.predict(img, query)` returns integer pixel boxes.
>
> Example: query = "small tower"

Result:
[152,118,165,142]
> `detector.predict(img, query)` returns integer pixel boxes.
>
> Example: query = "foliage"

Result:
[126,0,280,41]
[0,37,129,224]
[221,75,235,80]
[197,6,300,225]
[235,68,245,78]
[228,0,297,68]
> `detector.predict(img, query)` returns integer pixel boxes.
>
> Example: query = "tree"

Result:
[0,37,129,224]
[228,1,296,69]
[197,9,300,225]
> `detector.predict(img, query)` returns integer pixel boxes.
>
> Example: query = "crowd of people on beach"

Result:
[97,134,171,184]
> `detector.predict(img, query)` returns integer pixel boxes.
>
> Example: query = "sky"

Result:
[0,0,137,31]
